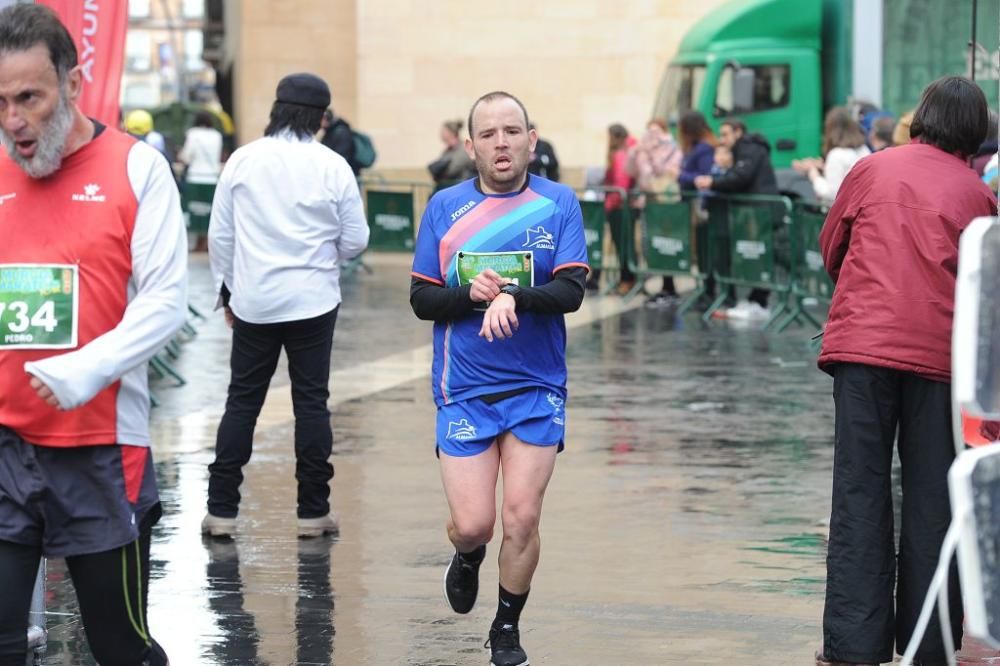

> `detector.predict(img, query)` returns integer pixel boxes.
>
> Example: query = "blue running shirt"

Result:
[411,175,589,406]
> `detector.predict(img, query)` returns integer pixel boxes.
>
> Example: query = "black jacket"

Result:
[528,138,560,182]
[711,133,778,195]
[321,118,359,175]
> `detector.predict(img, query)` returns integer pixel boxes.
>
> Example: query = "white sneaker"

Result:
[201,513,237,538]
[721,300,750,319]
[726,300,770,320]
[298,514,339,538]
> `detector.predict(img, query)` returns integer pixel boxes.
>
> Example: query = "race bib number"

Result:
[456,251,534,311]
[0,264,78,349]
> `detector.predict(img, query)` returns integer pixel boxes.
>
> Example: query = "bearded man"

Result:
[0,5,187,664]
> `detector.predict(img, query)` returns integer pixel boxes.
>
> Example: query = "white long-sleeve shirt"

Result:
[811,145,871,203]
[177,126,223,184]
[209,132,369,324]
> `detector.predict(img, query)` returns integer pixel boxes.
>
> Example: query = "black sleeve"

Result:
[517,266,587,314]
[410,267,588,320]
[326,124,355,163]
[544,144,560,182]
[410,278,478,321]
[710,144,761,193]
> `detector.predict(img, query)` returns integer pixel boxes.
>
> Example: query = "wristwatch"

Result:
[499,283,522,302]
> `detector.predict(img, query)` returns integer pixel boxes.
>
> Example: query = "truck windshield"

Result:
[652,65,706,124]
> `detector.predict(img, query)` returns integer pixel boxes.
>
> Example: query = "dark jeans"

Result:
[208,308,338,520]
[0,531,167,666]
[824,364,962,665]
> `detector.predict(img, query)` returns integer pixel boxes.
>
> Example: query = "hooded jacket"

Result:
[710,133,778,195]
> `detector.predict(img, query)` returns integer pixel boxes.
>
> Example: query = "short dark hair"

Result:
[720,118,747,135]
[871,116,896,145]
[467,91,529,136]
[910,76,988,158]
[194,110,214,128]
[264,101,324,139]
[0,4,77,81]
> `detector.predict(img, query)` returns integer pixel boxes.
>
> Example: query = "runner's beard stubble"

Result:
[0,88,73,179]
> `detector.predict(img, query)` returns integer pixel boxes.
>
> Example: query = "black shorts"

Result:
[0,427,160,557]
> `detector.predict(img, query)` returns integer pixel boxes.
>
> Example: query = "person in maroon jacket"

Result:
[816,76,997,666]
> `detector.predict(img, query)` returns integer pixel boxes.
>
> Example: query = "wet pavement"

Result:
[31,254,999,665]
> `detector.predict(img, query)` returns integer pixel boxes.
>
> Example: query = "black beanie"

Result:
[275,72,331,109]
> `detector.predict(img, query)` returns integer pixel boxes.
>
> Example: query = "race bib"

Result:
[0,264,78,349]
[456,251,534,311]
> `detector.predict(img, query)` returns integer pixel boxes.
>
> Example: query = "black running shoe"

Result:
[443,547,484,614]
[486,624,528,666]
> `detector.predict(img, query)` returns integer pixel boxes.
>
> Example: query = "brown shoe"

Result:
[815,651,877,666]
[615,280,636,296]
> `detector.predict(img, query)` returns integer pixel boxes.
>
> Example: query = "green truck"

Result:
[653,0,999,167]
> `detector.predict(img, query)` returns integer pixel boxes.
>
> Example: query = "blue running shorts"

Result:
[436,387,567,457]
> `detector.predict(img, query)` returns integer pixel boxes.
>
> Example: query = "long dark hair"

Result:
[264,101,324,139]
[910,76,989,158]
[607,123,629,171]
[678,111,717,153]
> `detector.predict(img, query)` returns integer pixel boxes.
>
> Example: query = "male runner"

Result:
[410,91,588,666]
[0,5,186,664]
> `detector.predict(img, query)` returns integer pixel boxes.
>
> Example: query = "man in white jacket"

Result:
[203,72,369,538]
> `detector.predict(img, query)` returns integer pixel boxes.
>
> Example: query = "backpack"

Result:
[351,130,376,169]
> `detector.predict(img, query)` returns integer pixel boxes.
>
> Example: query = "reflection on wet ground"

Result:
[32,255,997,665]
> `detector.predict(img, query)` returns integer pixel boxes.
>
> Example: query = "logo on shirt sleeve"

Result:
[523,226,555,250]
[447,419,478,440]
[71,183,106,203]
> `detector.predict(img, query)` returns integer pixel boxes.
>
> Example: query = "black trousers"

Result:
[0,530,167,666]
[208,308,338,520]
[823,364,962,665]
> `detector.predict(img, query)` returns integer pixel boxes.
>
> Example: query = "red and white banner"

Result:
[38,0,128,128]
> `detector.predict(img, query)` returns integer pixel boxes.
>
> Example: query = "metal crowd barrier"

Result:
[359,179,436,254]
[574,186,631,295]
[772,200,834,333]
[149,302,205,407]
[700,193,794,326]
[26,561,46,658]
[633,194,706,314]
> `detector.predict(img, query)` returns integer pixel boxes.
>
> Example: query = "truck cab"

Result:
[653,0,823,167]
[656,0,999,170]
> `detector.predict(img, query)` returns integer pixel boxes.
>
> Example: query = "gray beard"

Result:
[0,90,73,179]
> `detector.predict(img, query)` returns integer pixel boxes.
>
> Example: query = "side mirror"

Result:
[953,216,1000,425]
[732,67,756,113]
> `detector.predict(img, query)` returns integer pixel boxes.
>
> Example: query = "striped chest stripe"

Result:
[437,189,542,279]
